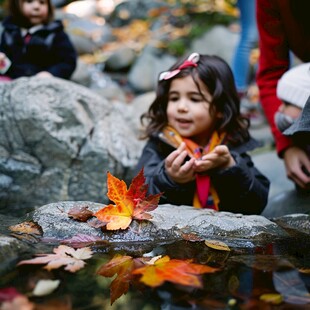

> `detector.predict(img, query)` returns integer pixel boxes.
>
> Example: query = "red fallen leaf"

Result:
[132,255,219,288]
[97,255,138,305]
[0,287,22,302]
[0,295,34,310]
[68,205,93,222]
[17,245,92,273]
[94,168,161,230]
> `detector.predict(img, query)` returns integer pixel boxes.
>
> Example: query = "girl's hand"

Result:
[36,71,53,78]
[194,145,235,173]
[165,142,196,183]
[283,146,310,189]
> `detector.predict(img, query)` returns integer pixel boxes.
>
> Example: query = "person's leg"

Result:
[231,0,258,93]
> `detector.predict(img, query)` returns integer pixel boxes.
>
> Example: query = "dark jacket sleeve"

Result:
[46,30,77,79]
[211,151,270,215]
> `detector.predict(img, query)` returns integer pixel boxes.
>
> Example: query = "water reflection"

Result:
[1,237,309,309]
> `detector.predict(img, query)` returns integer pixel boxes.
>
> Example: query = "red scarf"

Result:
[159,126,226,210]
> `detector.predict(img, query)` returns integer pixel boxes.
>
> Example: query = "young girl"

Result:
[0,0,77,81]
[135,53,270,215]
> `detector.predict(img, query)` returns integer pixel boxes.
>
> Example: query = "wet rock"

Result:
[0,234,31,276]
[272,214,310,236]
[31,201,289,246]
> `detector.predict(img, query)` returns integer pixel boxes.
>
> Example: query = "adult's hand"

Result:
[283,146,310,189]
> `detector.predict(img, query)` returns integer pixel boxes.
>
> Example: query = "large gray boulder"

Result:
[0,77,145,213]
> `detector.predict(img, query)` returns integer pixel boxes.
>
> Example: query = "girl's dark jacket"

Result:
[0,17,77,79]
[135,135,270,215]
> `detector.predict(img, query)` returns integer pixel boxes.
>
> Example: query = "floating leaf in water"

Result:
[205,240,230,251]
[97,254,139,305]
[94,168,161,230]
[32,279,60,297]
[132,255,219,288]
[68,205,93,222]
[17,245,92,273]
[260,293,283,305]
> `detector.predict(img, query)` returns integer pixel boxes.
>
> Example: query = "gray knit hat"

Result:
[277,62,310,108]
[283,96,310,136]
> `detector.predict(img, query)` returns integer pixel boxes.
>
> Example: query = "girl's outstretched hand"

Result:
[165,142,196,183]
[194,145,235,173]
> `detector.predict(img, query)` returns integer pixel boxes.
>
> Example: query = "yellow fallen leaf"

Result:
[260,293,283,305]
[205,240,230,251]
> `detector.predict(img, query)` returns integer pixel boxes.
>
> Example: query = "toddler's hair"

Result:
[6,0,54,27]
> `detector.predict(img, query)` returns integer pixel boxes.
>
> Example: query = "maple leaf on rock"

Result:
[17,245,92,273]
[132,255,219,288]
[94,168,161,230]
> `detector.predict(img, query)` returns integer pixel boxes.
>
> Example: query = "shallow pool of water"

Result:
[1,235,310,309]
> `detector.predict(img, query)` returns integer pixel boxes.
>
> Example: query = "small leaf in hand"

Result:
[17,245,92,273]
[68,205,93,222]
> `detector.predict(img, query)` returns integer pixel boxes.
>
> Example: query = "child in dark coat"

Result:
[0,0,77,80]
[135,53,270,215]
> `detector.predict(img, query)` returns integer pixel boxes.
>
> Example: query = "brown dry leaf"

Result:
[205,240,230,251]
[9,221,42,236]
[68,206,93,222]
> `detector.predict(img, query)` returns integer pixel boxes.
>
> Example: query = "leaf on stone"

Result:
[87,217,107,228]
[17,245,92,273]
[97,254,136,305]
[9,221,43,236]
[205,240,230,251]
[94,168,161,230]
[132,255,219,288]
[68,205,93,222]
[181,232,204,242]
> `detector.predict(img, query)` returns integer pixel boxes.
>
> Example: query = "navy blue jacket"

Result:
[0,17,77,79]
[135,135,270,215]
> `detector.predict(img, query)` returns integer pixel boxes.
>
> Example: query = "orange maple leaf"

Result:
[94,168,161,230]
[132,255,219,288]
[17,245,92,273]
